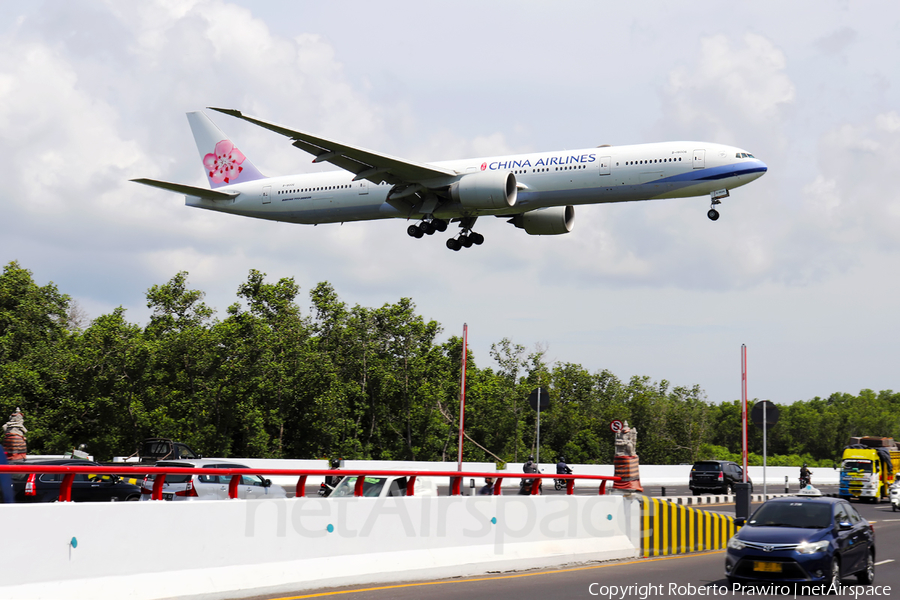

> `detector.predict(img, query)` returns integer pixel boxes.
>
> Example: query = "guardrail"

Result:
[0,464,620,501]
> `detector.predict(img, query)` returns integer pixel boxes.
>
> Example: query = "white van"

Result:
[328,475,437,498]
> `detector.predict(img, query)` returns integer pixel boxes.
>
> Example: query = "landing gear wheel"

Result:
[422,221,436,235]
[433,219,448,232]
[407,224,421,238]
[470,232,484,245]
[707,209,720,221]
[459,235,473,248]
[446,238,461,251]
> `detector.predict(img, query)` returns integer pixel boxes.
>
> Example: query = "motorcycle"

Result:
[891,484,900,512]
[799,474,811,488]
[317,475,343,497]
[519,470,543,495]
[554,467,573,491]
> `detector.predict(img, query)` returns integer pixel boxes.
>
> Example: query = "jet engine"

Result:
[509,206,575,235]
[449,171,517,210]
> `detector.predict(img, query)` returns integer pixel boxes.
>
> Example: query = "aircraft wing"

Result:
[208,107,457,186]
[131,178,239,200]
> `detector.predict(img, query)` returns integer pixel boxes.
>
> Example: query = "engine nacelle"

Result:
[449,171,517,210]
[510,206,575,235]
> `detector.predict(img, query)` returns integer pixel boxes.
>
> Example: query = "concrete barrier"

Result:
[0,494,642,600]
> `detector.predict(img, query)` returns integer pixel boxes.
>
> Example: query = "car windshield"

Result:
[843,460,873,473]
[330,476,388,498]
[748,501,832,529]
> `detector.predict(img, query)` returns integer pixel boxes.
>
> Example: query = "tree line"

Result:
[1,261,897,466]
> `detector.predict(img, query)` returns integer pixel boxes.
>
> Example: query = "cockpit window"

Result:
[735,152,756,159]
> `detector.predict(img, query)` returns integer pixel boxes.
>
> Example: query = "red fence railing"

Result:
[0,464,620,502]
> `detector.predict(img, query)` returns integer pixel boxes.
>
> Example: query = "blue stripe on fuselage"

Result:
[649,160,767,185]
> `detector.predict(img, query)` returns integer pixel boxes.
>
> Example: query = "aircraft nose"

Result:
[753,159,768,179]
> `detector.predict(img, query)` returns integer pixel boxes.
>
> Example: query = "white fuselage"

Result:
[185,141,767,224]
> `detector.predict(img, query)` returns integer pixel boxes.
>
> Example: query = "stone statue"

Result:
[2,407,27,460]
[612,420,642,492]
[614,421,637,457]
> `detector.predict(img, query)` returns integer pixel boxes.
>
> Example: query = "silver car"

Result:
[140,459,287,501]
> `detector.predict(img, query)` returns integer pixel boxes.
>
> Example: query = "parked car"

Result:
[137,438,201,464]
[10,459,141,503]
[725,493,875,587]
[690,460,752,495]
[140,459,287,501]
[329,475,438,498]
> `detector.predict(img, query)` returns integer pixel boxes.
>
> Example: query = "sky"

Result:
[1,1,898,406]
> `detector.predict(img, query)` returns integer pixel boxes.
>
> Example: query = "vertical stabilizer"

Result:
[186,111,265,188]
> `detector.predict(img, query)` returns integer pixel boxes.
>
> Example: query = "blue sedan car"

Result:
[725,494,875,588]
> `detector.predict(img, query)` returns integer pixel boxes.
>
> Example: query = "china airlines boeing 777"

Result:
[132,109,767,251]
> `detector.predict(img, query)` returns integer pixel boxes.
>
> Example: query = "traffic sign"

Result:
[609,419,624,433]
[750,400,779,428]
[528,387,550,411]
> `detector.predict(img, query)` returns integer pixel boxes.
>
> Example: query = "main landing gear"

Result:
[406,219,448,238]
[445,217,483,252]
[446,231,484,252]
[407,216,485,251]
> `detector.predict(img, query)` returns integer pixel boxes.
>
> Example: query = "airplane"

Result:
[132,109,767,251]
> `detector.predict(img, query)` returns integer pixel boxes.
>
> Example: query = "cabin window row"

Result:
[278,184,351,194]
[624,158,683,166]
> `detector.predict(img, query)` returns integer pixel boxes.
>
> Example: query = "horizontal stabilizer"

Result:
[130,178,239,200]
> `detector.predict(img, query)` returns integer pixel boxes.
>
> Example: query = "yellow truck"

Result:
[839,437,900,502]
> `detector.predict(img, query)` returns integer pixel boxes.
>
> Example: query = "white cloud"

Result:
[663,33,795,150]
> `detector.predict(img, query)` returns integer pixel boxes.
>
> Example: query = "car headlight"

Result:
[727,536,746,550]
[795,540,829,554]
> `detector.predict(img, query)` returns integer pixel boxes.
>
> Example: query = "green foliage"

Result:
[1,260,897,465]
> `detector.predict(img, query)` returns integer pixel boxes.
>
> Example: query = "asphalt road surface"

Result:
[246,499,898,600]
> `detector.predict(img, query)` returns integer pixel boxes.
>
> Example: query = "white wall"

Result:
[0,494,642,600]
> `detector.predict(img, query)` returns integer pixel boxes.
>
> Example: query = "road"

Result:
[245,499,898,600]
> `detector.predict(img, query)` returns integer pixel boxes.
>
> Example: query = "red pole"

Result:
[457,324,468,471]
[741,344,748,482]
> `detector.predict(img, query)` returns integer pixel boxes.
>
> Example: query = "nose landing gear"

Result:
[708,189,729,221]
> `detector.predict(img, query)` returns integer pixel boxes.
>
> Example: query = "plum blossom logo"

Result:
[481,162,487,171]
[204,140,246,184]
